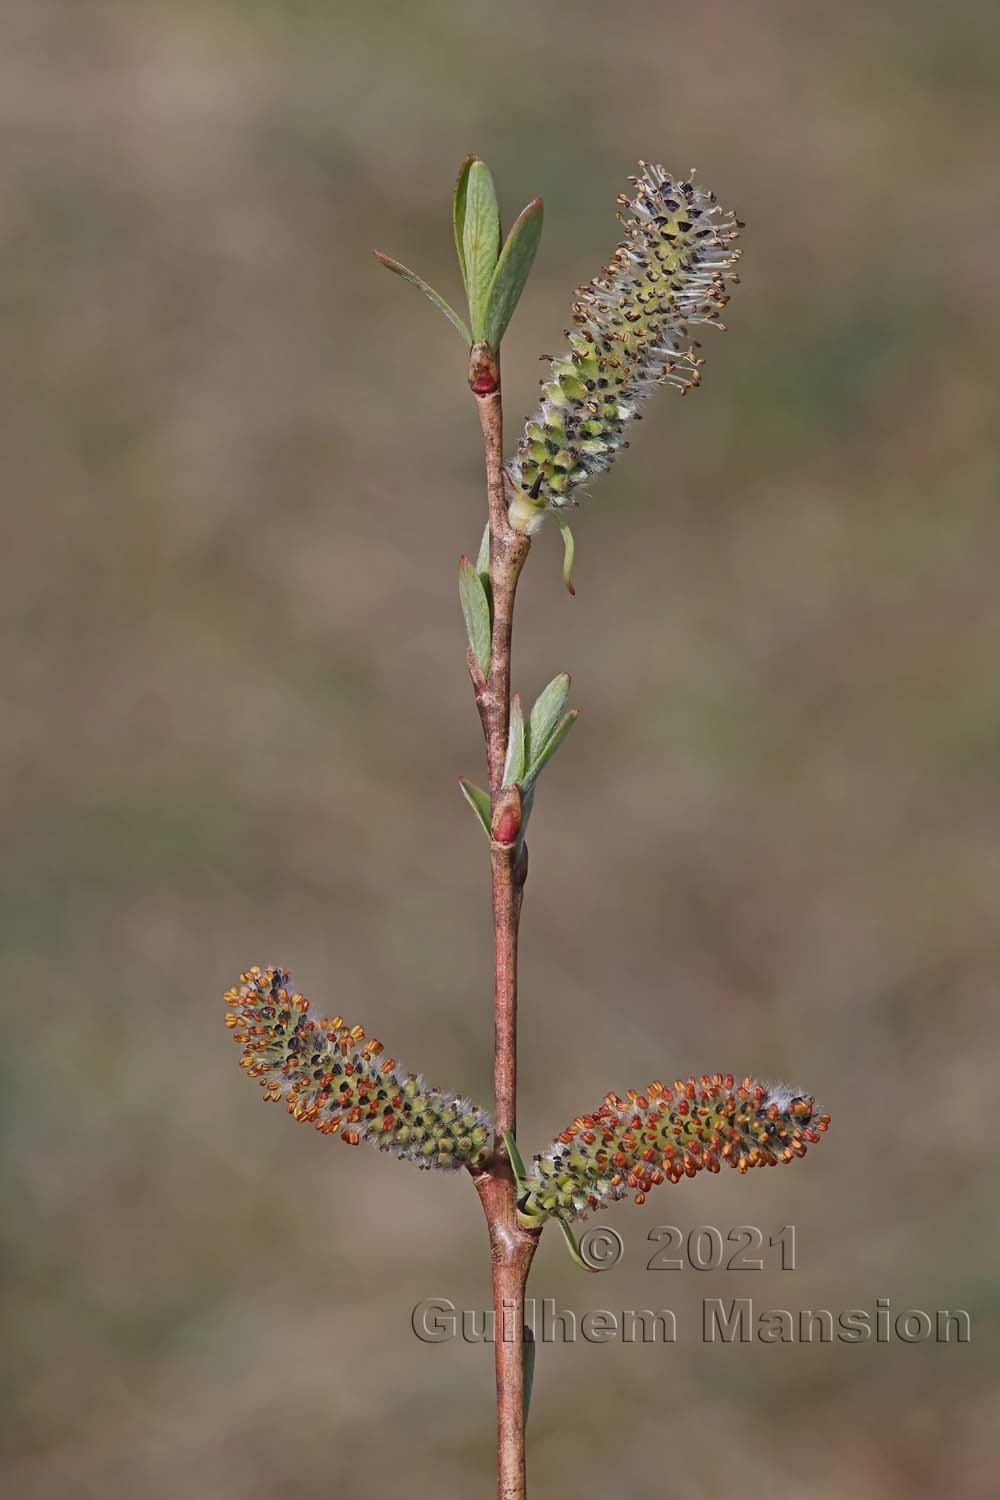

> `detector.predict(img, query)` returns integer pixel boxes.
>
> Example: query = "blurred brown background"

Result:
[3,2,998,1496]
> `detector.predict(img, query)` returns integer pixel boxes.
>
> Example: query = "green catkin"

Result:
[224,967,493,1170]
[517,1075,830,1224]
[507,162,743,533]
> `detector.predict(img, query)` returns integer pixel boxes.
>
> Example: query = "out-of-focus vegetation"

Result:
[2,2,998,1496]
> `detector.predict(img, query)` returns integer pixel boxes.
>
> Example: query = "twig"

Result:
[467,342,538,1500]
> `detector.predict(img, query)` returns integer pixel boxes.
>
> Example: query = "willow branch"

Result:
[467,341,538,1500]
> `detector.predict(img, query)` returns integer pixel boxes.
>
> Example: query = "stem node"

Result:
[469,340,501,395]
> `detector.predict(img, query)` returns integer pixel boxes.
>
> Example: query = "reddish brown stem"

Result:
[467,346,538,1500]
[475,1170,538,1500]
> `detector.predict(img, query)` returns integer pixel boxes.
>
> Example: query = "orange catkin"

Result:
[517,1074,829,1224]
[225,967,493,1171]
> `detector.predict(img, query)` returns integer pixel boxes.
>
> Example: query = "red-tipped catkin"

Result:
[224,967,493,1170]
[518,1075,829,1222]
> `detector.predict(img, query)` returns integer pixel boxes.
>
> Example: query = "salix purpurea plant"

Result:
[224,157,830,1500]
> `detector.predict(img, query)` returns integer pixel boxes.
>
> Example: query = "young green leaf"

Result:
[559,522,576,596]
[458,555,491,676]
[519,783,535,838]
[371,250,471,344]
[523,709,578,788]
[475,520,490,581]
[461,160,501,342]
[502,1129,530,1186]
[555,1216,600,1273]
[453,154,476,287]
[458,778,492,839]
[501,693,526,788]
[483,197,543,351]
[525,673,570,770]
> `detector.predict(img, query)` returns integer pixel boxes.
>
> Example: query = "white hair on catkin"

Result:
[507,162,743,534]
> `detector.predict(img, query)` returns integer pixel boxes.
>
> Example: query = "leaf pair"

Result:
[459,675,578,842]
[373,155,542,352]
[454,156,543,350]
[503,675,579,792]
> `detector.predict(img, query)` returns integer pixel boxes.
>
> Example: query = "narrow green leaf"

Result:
[509,1129,546,1230]
[523,709,578,788]
[458,555,491,676]
[475,521,490,581]
[556,1216,599,1273]
[501,693,525,788]
[483,197,543,351]
[371,250,471,344]
[453,154,476,286]
[475,522,493,619]
[458,778,492,838]
[559,522,576,596]
[501,1129,528,1185]
[462,160,501,342]
[526,673,570,771]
